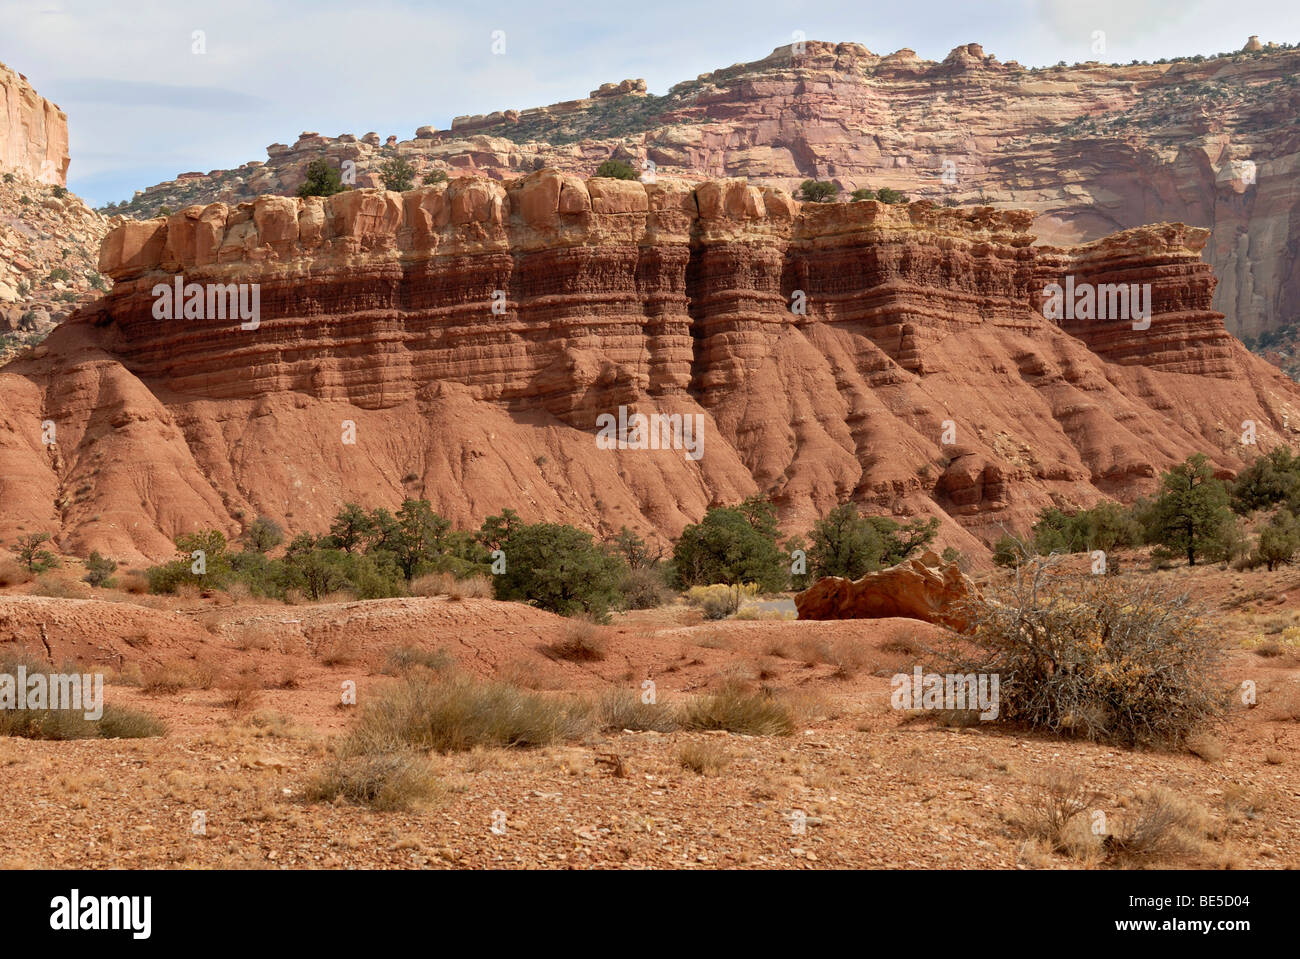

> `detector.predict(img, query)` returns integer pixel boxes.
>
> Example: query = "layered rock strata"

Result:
[2,173,1297,563]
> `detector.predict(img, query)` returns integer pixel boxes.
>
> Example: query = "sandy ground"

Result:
[0,557,1298,870]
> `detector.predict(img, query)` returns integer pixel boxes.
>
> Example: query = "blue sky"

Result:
[2,0,1298,206]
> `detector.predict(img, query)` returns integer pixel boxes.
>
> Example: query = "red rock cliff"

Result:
[1,173,1296,563]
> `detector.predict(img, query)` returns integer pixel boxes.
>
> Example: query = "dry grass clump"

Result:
[411,572,493,600]
[318,636,359,666]
[381,645,454,676]
[547,620,608,662]
[944,558,1228,748]
[410,572,457,597]
[345,674,594,754]
[141,664,191,695]
[678,741,731,775]
[597,688,680,732]
[220,669,264,712]
[304,752,440,811]
[682,682,795,736]
[1106,789,1208,867]
[449,576,493,600]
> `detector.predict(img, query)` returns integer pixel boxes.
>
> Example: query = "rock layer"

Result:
[2,173,1298,563]
[113,40,1300,343]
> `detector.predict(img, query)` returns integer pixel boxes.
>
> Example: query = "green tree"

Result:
[806,505,938,579]
[611,526,659,570]
[9,532,58,572]
[297,158,347,197]
[286,549,349,600]
[241,515,284,554]
[423,169,448,186]
[390,499,452,579]
[875,187,908,204]
[594,159,639,180]
[798,179,839,203]
[328,503,375,553]
[673,500,787,592]
[378,156,416,192]
[1230,446,1300,514]
[1256,510,1300,570]
[1142,454,1234,566]
[491,522,626,618]
[850,187,876,201]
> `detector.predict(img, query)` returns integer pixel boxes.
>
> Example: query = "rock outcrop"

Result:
[2,173,1298,563]
[108,40,1300,346]
[0,61,69,186]
[794,551,977,630]
[0,63,109,360]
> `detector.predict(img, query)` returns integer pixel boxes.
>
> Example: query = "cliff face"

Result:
[113,40,1300,343]
[2,172,1297,563]
[0,62,69,186]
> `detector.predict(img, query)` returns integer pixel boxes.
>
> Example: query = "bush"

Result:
[547,620,608,661]
[850,187,876,201]
[943,558,1228,748]
[682,682,795,735]
[82,551,118,587]
[98,705,167,738]
[875,187,908,204]
[593,159,639,180]
[992,534,1024,568]
[297,158,347,197]
[305,752,439,811]
[1031,502,1141,555]
[798,179,838,203]
[381,645,454,676]
[345,675,594,753]
[685,582,757,619]
[618,565,673,609]
[241,516,284,553]
[422,169,448,185]
[673,496,787,591]
[678,741,731,775]
[1255,509,1300,570]
[1231,445,1300,514]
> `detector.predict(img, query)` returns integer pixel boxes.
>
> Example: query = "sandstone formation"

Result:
[110,40,1300,345]
[794,551,977,630]
[0,61,109,360]
[2,173,1298,564]
[0,61,69,186]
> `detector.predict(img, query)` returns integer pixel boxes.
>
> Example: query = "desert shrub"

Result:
[82,551,117,587]
[422,169,448,185]
[682,682,795,736]
[1254,509,1300,570]
[305,752,439,811]
[297,158,347,197]
[410,571,457,596]
[850,187,876,201]
[141,664,190,695]
[597,689,680,732]
[875,187,908,204]
[593,158,638,180]
[488,521,625,618]
[0,560,33,587]
[548,619,608,661]
[685,582,757,619]
[943,557,1228,748]
[797,179,838,203]
[678,741,731,775]
[1105,788,1206,866]
[992,534,1024,568]
[619,566,673,609]
[346,675,594,754]
[1015,769,1103,860]
[673,497,788,591]
[98,706,167,738]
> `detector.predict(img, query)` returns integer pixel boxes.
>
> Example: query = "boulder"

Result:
[794,551,977,630]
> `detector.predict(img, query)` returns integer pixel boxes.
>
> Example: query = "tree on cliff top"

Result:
[798,179,839,203]
[379,156,416,192]
[297,158,347,197]
[594,159,639,180]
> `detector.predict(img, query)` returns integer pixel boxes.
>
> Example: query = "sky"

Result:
[2,0,1298,207]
